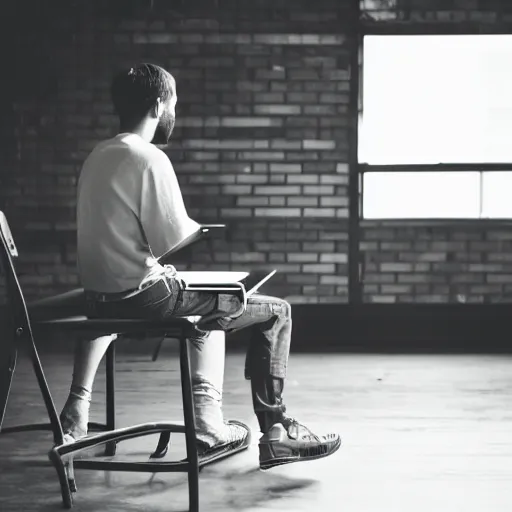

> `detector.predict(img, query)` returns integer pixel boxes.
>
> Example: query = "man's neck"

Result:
[119,121,154,143]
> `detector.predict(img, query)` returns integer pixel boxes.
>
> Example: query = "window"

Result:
[362,172,480,219]
[359,34,512,219]
[481,172,512,218]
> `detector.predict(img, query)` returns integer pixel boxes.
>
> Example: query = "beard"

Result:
[151,110,175,146]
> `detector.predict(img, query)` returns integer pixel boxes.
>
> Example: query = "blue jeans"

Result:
[173,288,292,380]
[87,277,292,380]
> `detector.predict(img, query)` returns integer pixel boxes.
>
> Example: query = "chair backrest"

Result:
[0,210,33,340]
[0,211,64,437]
[0,211,32,429]
[0,211,18,259]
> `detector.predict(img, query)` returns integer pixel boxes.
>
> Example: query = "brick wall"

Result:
[0,0,351,304]
[360,222,512,303]
[362,0,512,23]
[2,0,512,307]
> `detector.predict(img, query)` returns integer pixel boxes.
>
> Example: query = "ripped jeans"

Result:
[87,274,292,380]
[174,288,292,380]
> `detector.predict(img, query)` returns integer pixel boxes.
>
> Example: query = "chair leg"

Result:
[180,336,199,512]
[0,342,17,432]
[28,336,64,445]
[152,337,166,361]
[104,343,117,456]
[48,447,74,509]
[149,430,171,459]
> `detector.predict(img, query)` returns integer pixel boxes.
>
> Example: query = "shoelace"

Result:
[282,417,321,442]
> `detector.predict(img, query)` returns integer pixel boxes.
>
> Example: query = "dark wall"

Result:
[0,0,351,304]
[1,0,512,350]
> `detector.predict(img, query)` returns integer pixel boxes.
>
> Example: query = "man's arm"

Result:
[140,152,201,258]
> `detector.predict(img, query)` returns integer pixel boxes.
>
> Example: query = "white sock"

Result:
[193,375,244,447]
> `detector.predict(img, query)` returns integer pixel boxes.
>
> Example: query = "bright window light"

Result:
[362,172,481,219]
[481,172,512,218]
[359,35,512,165]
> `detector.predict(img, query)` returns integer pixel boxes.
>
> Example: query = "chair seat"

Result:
[38,315,197,336]
[26,278,245,336]
[28,288,87,319]
[28,288,198,336]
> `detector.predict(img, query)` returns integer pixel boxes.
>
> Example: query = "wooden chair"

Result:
[0,212,248,512]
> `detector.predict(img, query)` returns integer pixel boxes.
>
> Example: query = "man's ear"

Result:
[151,97,163,119]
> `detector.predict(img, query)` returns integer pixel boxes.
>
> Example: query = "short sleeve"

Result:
[139,151,200,258]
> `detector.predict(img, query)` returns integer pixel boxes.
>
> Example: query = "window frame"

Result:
[359,28,512,221]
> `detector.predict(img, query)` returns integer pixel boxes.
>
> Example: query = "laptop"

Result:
[241,269,277,296]
[180,269,277,296]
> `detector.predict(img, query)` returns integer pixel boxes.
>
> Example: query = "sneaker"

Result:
[258,418,341,470]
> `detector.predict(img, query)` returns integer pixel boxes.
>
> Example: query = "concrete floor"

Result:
[1,344,512,512]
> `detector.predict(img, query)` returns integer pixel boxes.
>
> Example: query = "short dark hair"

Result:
[110,63,176,124]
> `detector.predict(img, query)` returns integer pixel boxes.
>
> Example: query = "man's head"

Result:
[111,63,177,145]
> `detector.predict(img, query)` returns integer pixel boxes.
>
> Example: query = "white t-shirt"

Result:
[77,133,200,293]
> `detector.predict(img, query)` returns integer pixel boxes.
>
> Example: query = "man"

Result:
[60,63,341,470]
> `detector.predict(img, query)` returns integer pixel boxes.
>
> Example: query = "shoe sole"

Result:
[259,436,342,470]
